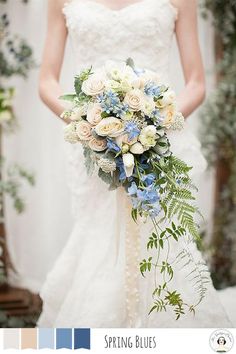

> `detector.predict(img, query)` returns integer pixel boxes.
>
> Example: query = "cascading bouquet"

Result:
[61,59,209,320]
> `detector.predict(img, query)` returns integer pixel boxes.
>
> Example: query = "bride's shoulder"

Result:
[48,0,69,11]
[170,0,197,12]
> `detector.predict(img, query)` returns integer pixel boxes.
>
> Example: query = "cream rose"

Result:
[124,89,144,111]
[86,103,103,125]
[122,153,135,178]
[81,74,105,96]
[95,117,124,137]
[130,142,144,154]
[116,133,137,147]
[76,121,92,140]
[139,125,157,148]
[88,137,107,152]
[70,105,87,121]
[161,104,176,129]
[133,71,160,90]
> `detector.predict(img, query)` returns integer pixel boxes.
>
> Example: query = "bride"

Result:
[37,0,231,327]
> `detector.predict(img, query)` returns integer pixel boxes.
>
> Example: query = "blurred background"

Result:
[0,0,235,327]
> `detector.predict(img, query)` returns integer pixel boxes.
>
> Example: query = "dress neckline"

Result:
[64,0,178,16]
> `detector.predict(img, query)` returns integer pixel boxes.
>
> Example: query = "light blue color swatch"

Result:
[38,328,54,349]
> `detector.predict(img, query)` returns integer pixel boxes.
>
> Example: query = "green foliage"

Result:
[139,257,152,277]
[83,147,95,175]
[0,87,16,131]
[0,14,35,79]
[74,67,93,103]
[98,168,113,186]
[200,0,236,287]
[0,159,35,219]
[134,152,207,319]
[200,0,236,47]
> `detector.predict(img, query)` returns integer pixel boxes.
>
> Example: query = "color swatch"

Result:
[3,329,20,349]
[21,329,37,349]
[38,328,54,349]
[3,328,91,350]
[56,329,72,349]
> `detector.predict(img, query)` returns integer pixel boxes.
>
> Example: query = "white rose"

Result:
[76,121,92,140]
[95,117,124,137]
[105,79,132,93]
[122,153,135,178]
[86,103,102,125]
[0,110,13,122]
[64,122,79,144]
[142,97,155,116]
[130,142,144,154]
[105,60,136,82]
[139,125,157,148]
[161,104,176,129]
[81,74,105,96]
[88,137,107,151]
[159,89,176,106]
[124,89,144,111]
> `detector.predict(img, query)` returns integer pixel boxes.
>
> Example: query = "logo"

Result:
[209,329,234,353]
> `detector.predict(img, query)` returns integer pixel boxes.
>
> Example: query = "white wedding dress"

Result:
[38,0,231,328]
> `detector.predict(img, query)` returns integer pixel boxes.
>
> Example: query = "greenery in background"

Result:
[0,0,37,327]
[0,9,35,219]
[200,0,236,288]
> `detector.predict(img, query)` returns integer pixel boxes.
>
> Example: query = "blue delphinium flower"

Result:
[142,173,156,186]
[128,181,138,196]
[124,121,140,141]
[149,203,161,218]
[98,90,129,118]
[137,186,159,204]
[144,82,162,97]
[113,102,129,118]
[107,138,121,153]
[98,91,120,114]
[128,181,161,217]
[151,109,163,125]
[116,157,126,181]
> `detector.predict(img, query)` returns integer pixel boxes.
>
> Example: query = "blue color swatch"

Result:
[38,328,54,349]
[56,328,72,349]
[74,328,91,350]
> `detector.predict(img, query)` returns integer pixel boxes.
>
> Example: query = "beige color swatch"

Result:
[21,328,37,349]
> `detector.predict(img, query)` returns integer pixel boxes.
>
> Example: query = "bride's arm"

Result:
[172,0,205,118]
[39,0,69,121]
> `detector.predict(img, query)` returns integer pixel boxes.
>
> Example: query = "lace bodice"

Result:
[63,0,178,81]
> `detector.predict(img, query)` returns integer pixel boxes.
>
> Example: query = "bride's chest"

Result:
[63,0,177,42]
